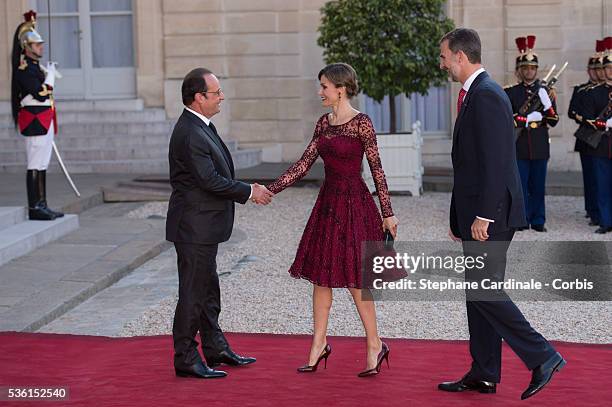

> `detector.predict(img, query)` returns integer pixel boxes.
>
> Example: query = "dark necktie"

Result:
[208,122,234,174]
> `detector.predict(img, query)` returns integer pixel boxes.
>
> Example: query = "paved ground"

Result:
[38,188,611,344]
[0,201,169,332]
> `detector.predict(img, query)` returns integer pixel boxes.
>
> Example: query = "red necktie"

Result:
[457,88,467,113]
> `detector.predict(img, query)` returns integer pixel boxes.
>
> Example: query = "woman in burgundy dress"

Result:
[267,63,399,377]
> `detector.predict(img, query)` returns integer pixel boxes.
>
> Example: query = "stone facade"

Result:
[0,0,610,169]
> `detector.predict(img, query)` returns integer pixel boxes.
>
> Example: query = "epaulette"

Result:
[18,58,28,70]
[503,82,518,89]
[579,82,601,92]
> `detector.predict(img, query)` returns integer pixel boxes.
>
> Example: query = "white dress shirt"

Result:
[459,67,494,223]
[185,107,253,199]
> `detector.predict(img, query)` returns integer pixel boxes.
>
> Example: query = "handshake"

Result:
[250,183,274,205]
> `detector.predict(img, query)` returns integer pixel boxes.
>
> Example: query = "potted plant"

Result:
[317,0,454,195]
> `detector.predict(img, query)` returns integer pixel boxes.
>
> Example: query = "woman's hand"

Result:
[383,216,399,238]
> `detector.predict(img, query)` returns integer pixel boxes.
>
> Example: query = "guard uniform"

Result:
[568,39,605,225]
[504,36,559,232]
[11,10,63,220]
[581,37,612,233]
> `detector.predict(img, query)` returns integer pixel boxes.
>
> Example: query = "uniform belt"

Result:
[526,121,547,129]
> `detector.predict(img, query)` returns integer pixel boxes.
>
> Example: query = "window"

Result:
[360,85,451,136]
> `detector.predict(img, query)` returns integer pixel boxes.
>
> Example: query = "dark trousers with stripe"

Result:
[592,157,612,228]
[517,159,548,226]
[580,152,599,222]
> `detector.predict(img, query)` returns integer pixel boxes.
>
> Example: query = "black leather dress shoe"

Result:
[531,224,547,232]
[207,349,256,367]
[438,373,496,394]
[595,226,612,234]
[175,361,227,379]
[521,352,566,400]
[516,226,528,231]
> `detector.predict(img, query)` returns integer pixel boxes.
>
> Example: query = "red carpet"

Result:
[0,332,610,407]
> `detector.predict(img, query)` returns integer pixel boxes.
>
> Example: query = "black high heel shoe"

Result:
[358,342,389,377]
[297,344,332,373]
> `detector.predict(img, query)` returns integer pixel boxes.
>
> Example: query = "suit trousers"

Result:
[172,242,228,368]
[462,230,556,382]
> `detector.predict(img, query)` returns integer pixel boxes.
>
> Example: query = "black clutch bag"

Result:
[383,230,394,250]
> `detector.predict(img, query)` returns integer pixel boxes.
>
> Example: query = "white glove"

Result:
[44,62,56,88]
[606,118,612,129]
[538,88,552,110]
[526,111,543,123]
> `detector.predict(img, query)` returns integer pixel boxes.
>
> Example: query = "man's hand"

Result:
[526,111,543,123]
[250,183,273,205]
[537,88,552,111]
[383,216,399,238]
[448,228,461,242]
[471,218,490,241]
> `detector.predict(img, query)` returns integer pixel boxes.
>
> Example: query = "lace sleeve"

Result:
[267,118,323,194]
[360,114,394,217]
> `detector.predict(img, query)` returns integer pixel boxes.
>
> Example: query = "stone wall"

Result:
[1,0,609,168]
[160,0,329,161]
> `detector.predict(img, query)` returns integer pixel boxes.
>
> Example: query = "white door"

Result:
[34,0,136,100]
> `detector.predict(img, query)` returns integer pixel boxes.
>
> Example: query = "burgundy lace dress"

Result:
[267,113,395,288]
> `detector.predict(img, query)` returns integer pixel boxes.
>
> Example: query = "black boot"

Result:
[26,170,56,221]
[39,170,64,218]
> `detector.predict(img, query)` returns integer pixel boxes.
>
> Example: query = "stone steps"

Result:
[0,121,175,139]
[0,144,172,162]
[0,147,261,174]
[0,108,168,128]
[0,99,262,174]
[0,134,237,151]
[0,206,79,267]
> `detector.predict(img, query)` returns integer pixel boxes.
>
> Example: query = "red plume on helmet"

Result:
[596,39,605,53]
[603,37,612,66]
[515,35,538,68]
[515,37,527,54]
[526,35,536,50]
[23,10,37,23]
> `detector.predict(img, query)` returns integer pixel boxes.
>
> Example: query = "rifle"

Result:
[575,95,612,149]
[518,62,568,116]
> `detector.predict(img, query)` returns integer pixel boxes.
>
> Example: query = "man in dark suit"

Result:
[166,67,273,379]
[437,28,565,400]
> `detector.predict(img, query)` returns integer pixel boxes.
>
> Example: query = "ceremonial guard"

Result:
[505,36,559,232]
[11,11,63,221]
[568,40,605,226]
[580,37,612,234]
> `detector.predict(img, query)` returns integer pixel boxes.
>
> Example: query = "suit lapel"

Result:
[452,71,489,151]
[183,110,233,177]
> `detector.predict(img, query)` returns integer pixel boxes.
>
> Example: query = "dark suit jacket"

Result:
[166,109,251,244]
[450,71,527,240]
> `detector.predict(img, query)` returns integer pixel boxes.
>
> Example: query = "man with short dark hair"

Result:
[166,67,273,379]
[438,28,565,400]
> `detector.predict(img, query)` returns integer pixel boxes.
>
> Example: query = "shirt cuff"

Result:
[249,185,253,200]
[476,216,494,223]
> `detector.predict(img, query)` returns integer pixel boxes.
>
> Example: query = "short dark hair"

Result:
[440,28,482,64]
[181,67,213,105]
[318,63,359,98]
